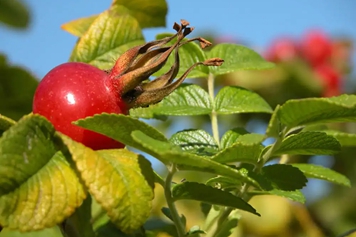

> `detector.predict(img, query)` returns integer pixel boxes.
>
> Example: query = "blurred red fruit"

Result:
[265,37,299,62]
[314,63,342,97]
[301,30,333,66]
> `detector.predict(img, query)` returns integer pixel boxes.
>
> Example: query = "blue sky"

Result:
[1,0,356,79]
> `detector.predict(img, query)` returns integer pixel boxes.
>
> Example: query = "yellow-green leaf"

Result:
[0,114,16,136]
[59,134,154,233]
[69,7,144,70]
[0,151,86,231]
[112,0,167,28]
[61,15,97,37]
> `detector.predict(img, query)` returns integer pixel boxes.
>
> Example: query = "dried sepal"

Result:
[109,20,224,108]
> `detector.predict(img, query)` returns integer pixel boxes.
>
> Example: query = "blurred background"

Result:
[1,0,356,236]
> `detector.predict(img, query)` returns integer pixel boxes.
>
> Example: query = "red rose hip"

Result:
[32,20,223,150]
[33,62,127,150]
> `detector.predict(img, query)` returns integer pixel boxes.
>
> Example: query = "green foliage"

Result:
[0,0,30,29]
[69,7,144,70]
[62,0,167,37]
[0,55,38,120]
[1,0,355,236]
[172,182,259,216]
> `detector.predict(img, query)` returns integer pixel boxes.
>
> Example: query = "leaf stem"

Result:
[208,72,220,147]
[164,164,186,237]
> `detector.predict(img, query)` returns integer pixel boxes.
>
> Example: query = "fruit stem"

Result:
[164,164,186,237]
[208,72,220,147]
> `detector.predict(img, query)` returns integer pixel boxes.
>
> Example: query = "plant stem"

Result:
[164,164,186,237]
[208,72,220,147]
[205,207,233,237]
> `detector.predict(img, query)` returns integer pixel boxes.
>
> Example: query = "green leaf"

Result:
[278,94,356,128]
[0,115,56,195]
[292,164,351,187]
[273,132,341,156]
[322,130,356,147]
[265,105,281,138]
[220,128,265,149]
[0,226,63,237]
[214,129,265,164]
[220,127,249,148]
[153,33,209,79]
[132,84,212,118]
[169,129,218,156]
[61,15,98,37]
[262,164,307,191]
[149,84,213,116]
[74,113,167,149]
[205,176,242,190]
[112,0,167,28]
[63,196,95,237]
[0,58,39,120]
[0,151,86,231]
[215,86,272,115]
[172,182,259,216]
[129,105,167,120]
[250,189,305,203]
[131,131,260,188]
[0,0,30,29]
[62,0,167,38]
[0,114,16,136]
[60,135,155,233]
[69,7,144,70]
[211,143,262,164]
[207,43,274,76]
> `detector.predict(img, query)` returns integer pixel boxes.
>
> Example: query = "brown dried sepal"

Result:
[109,20,224,108]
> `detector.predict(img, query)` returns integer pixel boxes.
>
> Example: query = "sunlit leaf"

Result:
[131,131,260,188]
[211,142,263,164]
[69,6,144,69]
[0,115,56,195]
[169,129,218,156]
[322,130,356,147]
[215,86,272,115]
[60,135,154,233]
[75,113,167,150]
[134,84,213,117]
[61,15,97,37]
[0,151,86,231]
[220,127,265,149]
[112,0,167,28]
[172,182,259,215]
[278,94,356,128]
[292,164,351,187]
[207,43,274,76]
[273,132,341,156]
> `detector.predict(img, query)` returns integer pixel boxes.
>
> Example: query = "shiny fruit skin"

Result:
[33,62,127,150]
